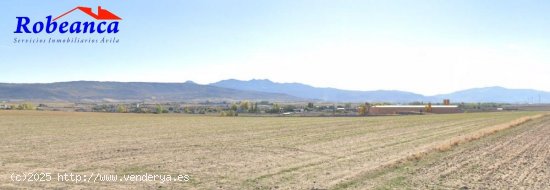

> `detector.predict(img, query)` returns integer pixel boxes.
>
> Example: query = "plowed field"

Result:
[370,115,550,189]
[0,111,546,189]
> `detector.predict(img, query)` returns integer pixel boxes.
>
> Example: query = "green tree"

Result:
[220,110,238,117]
[155,105,164,114]
[283,105,297,112]
[358,102,370,116]
[345,103,352,109]
[358,106,367,116]
[230,103,238,111]
[184,107,191,113]
[251,102,258,113]
[240,101,250,112]
[17,103,35,110]
[270,103,281,113]
[247,102,258,113]
[117,105,127,113]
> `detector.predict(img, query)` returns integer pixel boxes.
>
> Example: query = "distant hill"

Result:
[211,79,432,102]
[0,81,302,102]
[212,79,550,103]
[434,86,550,103]
[2,80,549,103]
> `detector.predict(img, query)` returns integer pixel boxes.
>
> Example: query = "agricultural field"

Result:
[371,114,550,189]
[0,111,547,189]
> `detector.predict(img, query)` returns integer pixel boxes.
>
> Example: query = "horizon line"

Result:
[1,79,548,97]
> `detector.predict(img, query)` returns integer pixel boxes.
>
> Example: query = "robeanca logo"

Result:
[14,6,122,34]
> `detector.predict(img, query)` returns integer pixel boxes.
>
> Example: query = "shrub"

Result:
[17,103,35,110]
[220,110,238,117]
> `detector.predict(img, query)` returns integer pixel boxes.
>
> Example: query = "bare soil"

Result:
[369,115,550,190]
[0,111,546,189]
[410,116,550,189]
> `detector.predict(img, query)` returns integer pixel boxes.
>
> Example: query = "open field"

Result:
[0,111,546,189]
[370,114,550,189]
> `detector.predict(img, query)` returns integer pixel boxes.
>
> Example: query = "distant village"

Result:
[0,99,527,116]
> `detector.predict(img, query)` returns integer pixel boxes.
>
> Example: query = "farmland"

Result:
[0,111,547,189]
[371,114,550,189]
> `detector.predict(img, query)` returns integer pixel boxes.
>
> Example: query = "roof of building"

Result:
[53,6,122,21]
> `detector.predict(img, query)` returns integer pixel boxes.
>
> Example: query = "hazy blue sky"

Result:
[1,0,549,95]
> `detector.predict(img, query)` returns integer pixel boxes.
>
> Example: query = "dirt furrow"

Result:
[402,116,550,189]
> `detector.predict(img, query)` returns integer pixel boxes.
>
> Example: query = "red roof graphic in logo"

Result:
[53,6,122,22]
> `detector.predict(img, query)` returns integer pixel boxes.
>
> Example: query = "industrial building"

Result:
[367,99,462,115]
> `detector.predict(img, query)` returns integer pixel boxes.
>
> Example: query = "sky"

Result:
[1,0,550,95]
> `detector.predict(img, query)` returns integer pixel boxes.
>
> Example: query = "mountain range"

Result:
[0,81,300,102]
[211,79,432,102]
[434,86,550,103]
[211,79,550,103]
[0,80,549,103]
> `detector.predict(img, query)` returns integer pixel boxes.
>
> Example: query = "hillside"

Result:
[0,81,302,102]
[212,79,550,103]
[435,86,550,103]
[212,79,432,102]
[2,80,549,103]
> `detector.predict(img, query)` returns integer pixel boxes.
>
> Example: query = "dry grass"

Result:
[433,114,544,152]
[402,115,550,189]
[340,114,546,187]
[0,110,544,189]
